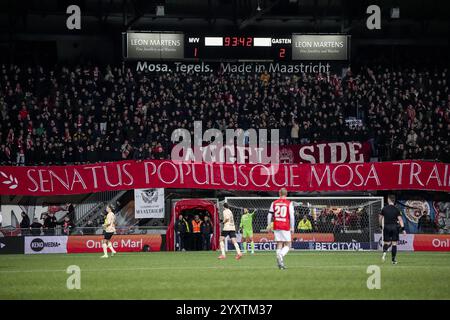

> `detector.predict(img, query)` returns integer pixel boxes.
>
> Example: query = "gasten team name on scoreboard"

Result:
[272,38,291,44]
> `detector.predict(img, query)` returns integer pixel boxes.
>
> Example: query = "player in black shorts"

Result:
[218,203,242,260]
[221,230,236,238]
[379,195,406,264]
[101,205,117,258]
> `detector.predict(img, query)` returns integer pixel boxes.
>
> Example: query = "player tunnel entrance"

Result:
[166,199,220,251]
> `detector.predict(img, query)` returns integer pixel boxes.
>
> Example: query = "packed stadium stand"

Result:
[1,64,449,165]
[1,0,450,303]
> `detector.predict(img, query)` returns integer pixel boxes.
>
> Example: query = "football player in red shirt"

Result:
[267,188,295,269]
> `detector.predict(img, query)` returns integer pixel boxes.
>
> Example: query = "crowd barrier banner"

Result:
[24,236,68,254]
[0,237,24,254]
[413,234,450,251]
[67,235,162,253]
[230,242,277,251]
[18,234,450,254]
[230,233,334,251]
[374,233,450,251]
[230,241,374,251]
[238,234,450,252]
[373,233,415,251]
[250,233,334,243]
[1,160,448,196]
[301,242,374,251]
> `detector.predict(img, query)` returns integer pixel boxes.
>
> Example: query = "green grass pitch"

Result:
[1,251,449,300]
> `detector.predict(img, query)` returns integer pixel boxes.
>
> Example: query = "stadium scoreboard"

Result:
[123,32,350,61]
[186,35,292,60]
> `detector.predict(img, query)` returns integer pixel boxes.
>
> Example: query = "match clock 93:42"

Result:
[185,35,292,61]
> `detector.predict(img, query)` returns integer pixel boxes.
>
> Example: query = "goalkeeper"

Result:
[239,208,256,254]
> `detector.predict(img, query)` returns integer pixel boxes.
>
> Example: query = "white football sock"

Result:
[280,245,289,257]
[220,241,226,256]
[107,242,116,253]
[102,243,108,256]
[276,248,281,256]
[233,242,241,255]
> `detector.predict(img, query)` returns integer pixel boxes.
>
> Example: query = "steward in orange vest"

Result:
[191,215,203,251]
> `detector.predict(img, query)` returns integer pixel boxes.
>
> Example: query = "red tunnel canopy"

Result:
[166,199,220,251]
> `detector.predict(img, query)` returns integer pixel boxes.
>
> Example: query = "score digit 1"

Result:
[194,47,198,58]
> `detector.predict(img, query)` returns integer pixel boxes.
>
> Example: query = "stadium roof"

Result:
[0,0,449,36]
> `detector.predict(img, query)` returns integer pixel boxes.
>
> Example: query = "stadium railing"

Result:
[74,190,127,225]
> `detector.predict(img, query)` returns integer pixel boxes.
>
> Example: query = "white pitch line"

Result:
[1,251,449,259]
[0,264,449,274]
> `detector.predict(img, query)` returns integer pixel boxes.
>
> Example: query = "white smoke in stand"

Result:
[170,121,280,176]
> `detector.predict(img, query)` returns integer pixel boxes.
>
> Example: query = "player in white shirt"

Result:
[101,205,117,258]
[218,202,242,260]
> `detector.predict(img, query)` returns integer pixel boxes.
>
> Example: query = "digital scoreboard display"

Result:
[123,32,350,61]
[184,35,292,60]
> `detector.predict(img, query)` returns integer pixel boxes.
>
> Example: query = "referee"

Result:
[379,195,406,264]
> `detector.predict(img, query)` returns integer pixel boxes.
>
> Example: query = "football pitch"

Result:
[1,251,449,300]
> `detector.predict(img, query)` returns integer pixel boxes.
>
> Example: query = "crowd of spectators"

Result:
[418,211,439,234]
[0,63,449,166]
[297,207,369,233]
[19,209,76,236]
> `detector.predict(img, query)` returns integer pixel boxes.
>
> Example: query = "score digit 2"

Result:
[279,48,286,59]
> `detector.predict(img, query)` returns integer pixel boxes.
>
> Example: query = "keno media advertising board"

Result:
[24,236,68,254]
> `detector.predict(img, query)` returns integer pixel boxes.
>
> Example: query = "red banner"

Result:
[413,234,450,251]
[0,160,449,195]
[67,235,162,253]
[279,141,372,164]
